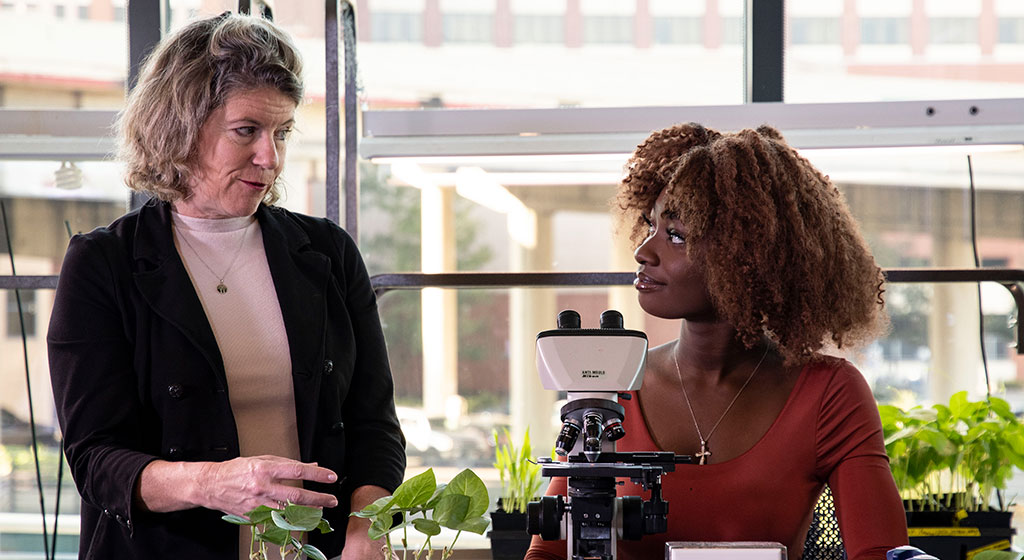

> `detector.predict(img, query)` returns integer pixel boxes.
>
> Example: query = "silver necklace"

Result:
[177,223,251,294]
[673,342,771,465]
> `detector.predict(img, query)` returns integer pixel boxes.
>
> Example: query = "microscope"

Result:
[527,309,692,560]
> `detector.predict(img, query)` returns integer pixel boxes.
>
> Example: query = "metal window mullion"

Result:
[126,0,164,211]
[745,0,784,103]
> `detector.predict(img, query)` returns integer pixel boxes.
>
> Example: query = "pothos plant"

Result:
[350,467,490,560]
[880,390,1024,513]
[223,502,334,560]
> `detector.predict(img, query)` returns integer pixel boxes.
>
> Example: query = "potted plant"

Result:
[223,502,334,560]
[350,467,490,560]
[489,427,544,560]
[880,391,1024,560]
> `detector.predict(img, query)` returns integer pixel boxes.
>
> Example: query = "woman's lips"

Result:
[634,272,664,291]
[240,179,267,190]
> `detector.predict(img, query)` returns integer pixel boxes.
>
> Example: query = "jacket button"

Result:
[168,447,182,458]
[103,508,112,517]
[331,421,344,434]
[167,384,184,399]
[322,360,334,375]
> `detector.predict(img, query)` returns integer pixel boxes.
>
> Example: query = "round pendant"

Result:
[216,283,228,294]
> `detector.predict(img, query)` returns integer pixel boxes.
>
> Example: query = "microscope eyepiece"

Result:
[599,310,624,329]
[557,309,582,329]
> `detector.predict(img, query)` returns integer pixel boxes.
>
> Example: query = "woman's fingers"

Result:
[199,456,339,516]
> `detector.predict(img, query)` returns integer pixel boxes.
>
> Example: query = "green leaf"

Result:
[221,514,253,526]
[433,494,471,529]
[412,517,442,536]
[351,495,395,518]
[426,483,449,509]
[443,468,490,518]
[272,510,309,532]
[368,514,395,540]
[280,503,324,532]
[392,468,437,509]
[256,523,290,546]
[949,391,969,418]
[906,407,938,422]
[300,544,330,560]
[455,516,491,535]
[245,505,275,524]
[316,518,334,534]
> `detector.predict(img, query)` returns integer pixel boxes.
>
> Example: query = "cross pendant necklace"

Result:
[673,342,770,465]
[695,439,712,465]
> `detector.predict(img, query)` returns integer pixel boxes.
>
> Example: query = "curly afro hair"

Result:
[615,122,887,364]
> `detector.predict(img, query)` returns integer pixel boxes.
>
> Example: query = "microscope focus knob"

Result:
[620,496,644,540]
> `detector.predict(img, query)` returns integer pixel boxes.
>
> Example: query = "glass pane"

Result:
[785,0,1024,102]
[0,0,127,110]
[364,144,1024,411]
[357,0,746,109]
[1,288,80,558]
[802,145,1024,407]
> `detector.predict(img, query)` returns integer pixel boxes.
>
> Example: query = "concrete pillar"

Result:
[509,210,559,448]
[421,185,458,418]
[927,189,983,403]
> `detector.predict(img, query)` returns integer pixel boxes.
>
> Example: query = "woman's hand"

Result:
[137,456,338,516]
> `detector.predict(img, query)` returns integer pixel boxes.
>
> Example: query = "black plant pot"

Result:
[906,507,1015,560]
[489,501,532,560]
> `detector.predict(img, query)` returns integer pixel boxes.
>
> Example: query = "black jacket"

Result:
[47,200,406,559]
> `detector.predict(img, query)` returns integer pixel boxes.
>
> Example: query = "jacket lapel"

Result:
[131,201,228,389]
[256,205,331,460]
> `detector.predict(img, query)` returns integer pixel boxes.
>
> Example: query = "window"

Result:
[582,15,632,44]
[513,14,562,44]
[789,17,840,45]
[6,290,35,338]
[998,18,1024,44]
[929,17,978,45]
[860,17,910,44]
[372,12,422,43]
[652,17,702,45]
[442,13,493,44]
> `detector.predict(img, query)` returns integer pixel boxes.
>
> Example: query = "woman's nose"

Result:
[253,134,280,169]
[634,233,657,265]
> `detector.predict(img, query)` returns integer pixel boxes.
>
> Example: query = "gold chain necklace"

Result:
[672,342,770,465]
[177,223,251,295]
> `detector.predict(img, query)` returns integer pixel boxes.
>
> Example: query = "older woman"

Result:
[526,123,907,559]
[47,13,405,560]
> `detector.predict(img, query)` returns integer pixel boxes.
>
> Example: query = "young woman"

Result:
[526,123,907,560]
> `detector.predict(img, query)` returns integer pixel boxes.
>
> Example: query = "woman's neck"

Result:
[674,320,764,381]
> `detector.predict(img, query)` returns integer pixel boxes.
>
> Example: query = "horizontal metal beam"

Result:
[361,98,1024,158]
[369,269,1024,354]
[3,268,1021,352]
[0,275,58,289]
[0,109,119,160]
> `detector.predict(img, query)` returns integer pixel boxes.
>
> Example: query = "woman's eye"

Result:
[666,229,686,245]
